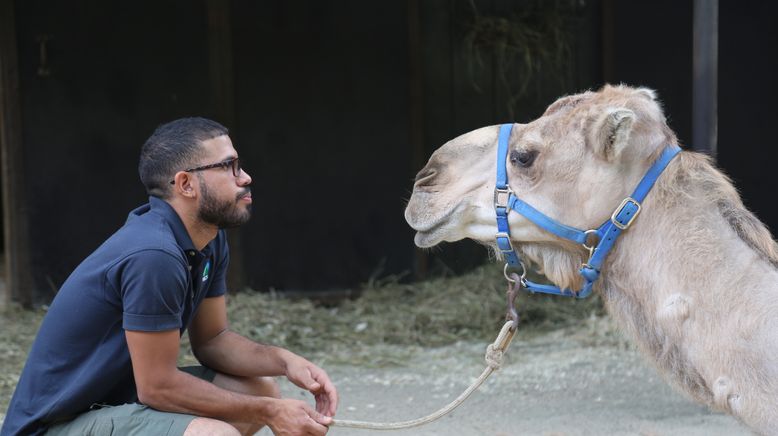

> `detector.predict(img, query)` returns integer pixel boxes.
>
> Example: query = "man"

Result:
[2,118,338,435]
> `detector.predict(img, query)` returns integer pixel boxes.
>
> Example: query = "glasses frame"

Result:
[169,157,241,185]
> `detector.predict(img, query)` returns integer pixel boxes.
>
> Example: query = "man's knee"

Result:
[240,376,281,399]
[213,373,281,399]
[184,417,241,436]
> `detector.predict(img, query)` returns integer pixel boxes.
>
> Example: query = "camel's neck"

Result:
[594,152,778,401]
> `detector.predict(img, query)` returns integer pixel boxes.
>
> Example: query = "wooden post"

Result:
[205,0,246,292]
[601,0,615,84]
[407,0,428,279]
[0,0,35,307]
[206,0,235,127]
[692,0,718,158]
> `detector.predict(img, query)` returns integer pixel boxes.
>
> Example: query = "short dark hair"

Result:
[139,117,229,198]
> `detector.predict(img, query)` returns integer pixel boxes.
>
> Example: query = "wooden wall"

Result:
[13,1,215,299]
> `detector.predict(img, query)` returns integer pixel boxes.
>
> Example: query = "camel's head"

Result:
[405,84,677,287]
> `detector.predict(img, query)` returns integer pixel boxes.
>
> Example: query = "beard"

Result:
[198,183,252,229]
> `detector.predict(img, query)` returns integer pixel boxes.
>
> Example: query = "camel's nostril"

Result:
[414,163,441,187]
[415,168,435,183]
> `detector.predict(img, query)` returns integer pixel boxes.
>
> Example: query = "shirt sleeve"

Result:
[205,230,229,298]
[113,249,190,331]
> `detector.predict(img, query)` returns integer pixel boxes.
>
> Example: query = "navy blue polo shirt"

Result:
[1,197,229,436]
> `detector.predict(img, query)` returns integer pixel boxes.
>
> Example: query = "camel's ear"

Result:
[589,107,635,161]
[635,87,657,101]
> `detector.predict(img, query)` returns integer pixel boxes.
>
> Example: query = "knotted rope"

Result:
[331,319,517,430]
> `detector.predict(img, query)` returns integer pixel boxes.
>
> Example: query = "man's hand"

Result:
[267,398,332,436]
[284,355,339,417]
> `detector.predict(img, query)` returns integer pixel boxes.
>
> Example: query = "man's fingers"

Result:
[302,417,329,436]
[295,368,321,392]
[317,379,338,416]
[304,414,329,436]
[326,381,338,415]
[306,405,333,426]
[289,361,338,419]
[314,393,329,415]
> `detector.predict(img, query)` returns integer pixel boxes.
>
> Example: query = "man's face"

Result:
[194,135,253,229]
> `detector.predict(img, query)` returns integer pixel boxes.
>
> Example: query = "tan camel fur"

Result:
[405,84,778,434]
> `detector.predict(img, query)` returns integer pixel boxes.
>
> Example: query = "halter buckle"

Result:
[494,188,512,209]
[611,197,641,230]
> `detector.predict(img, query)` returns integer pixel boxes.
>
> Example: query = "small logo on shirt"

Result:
[202,260,210,282]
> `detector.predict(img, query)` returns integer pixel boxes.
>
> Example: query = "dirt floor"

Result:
[259,328,749,436]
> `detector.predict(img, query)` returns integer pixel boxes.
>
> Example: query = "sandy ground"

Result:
[260,331,749,436]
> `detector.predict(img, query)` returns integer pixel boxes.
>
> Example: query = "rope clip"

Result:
[505,270,522,331]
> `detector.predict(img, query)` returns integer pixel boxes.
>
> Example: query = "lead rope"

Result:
[331,277,522,430]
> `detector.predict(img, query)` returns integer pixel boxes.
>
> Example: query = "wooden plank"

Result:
[420,0,455,147]
[451,0,498,127]
[601,0,615,84]
[206,0,246,292]
[692,0,718,158]
[407,0,429,278]
[0,0,35,307]
[413,0,496,274]
[207,0,236,125]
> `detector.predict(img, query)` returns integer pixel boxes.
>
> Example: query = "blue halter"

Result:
[494,123,681,298]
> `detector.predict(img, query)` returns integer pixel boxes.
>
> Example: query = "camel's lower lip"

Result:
[414,230,443,248]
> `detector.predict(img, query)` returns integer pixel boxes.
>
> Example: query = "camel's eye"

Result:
[510,149,537,168]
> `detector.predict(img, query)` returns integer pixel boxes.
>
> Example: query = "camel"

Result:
[404,84,778,434]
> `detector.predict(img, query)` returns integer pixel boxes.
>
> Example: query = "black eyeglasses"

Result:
[169,157,242,185]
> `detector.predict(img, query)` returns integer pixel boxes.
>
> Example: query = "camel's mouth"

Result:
[407,213,457,248]
[404,193,463,248]
[412,222,454,248]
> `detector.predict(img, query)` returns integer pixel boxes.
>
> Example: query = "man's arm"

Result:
[125,324,331,434]
[187,296,287,376]
[188,296,338,417]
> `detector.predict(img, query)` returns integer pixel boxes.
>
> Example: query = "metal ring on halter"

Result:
[503,262,527,284]
[582,229,599,258]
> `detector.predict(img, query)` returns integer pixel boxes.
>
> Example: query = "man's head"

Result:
[140,117,253,229]
[139,117,229,199]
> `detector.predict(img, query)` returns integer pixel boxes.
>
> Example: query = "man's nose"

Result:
[238,168,252,185]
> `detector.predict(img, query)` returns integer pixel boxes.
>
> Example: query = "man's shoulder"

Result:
[70,212,184,284]
[112,208,182,256]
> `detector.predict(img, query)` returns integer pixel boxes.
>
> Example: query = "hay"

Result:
[216,263,606,366]
[0,304,44,417]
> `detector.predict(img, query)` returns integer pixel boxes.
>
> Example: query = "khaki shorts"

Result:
[46,366,216,436]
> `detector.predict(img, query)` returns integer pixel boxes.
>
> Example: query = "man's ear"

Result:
[589,107,635,161]
[172,172,197,198]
